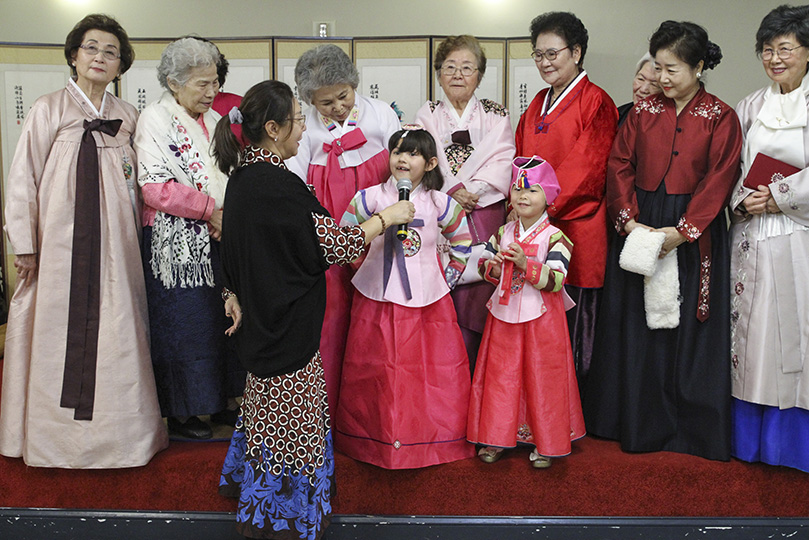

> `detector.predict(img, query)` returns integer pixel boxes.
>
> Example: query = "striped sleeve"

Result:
[340,189,373,227]
[478,226,504,285]
[525,230,573,292]
[437,195,472,288]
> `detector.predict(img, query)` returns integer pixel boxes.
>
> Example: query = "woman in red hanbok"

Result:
[515,12,617,389]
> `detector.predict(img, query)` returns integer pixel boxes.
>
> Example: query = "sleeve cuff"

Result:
[615,207,634,234]
[524,260,541,286]
[446,182,465,196]
[201,196,216,221]
[676,216,702,242]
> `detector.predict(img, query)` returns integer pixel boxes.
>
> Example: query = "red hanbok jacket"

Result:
[516,74,617,288]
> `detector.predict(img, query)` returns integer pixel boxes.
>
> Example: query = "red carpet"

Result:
[1,436,807,516]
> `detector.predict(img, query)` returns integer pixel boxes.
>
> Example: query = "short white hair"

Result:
[157,37,220,91]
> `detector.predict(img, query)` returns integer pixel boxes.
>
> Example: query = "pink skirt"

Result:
[335,292,475,469]
[467,292,585,457]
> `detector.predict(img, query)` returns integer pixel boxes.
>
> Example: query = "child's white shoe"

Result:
[478,446,504,464]
[529,450,552,469]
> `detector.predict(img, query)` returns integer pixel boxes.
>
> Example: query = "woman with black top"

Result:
[211,80,413,540]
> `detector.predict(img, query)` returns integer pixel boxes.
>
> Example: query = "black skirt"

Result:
[584,182,731,461]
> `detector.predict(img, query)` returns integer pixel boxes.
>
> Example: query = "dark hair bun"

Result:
[704,41,723,70]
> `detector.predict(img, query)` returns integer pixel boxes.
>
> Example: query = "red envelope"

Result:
[743,153,801,190]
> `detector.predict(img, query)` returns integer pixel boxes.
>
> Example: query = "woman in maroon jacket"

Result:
[584,21,742,461]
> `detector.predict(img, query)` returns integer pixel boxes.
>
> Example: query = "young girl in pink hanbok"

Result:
[467,156,585,469]
[335,127,476,469]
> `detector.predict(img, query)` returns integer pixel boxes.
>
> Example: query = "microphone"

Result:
[396,178,412,240]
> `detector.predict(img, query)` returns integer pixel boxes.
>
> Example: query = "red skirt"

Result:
[467,292,586,457]
[335,292,475,469]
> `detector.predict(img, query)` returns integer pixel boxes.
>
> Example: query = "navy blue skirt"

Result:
[142,226,245,418]
[584,181,731,461]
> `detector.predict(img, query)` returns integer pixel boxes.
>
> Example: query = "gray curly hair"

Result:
[157,37,220,91]
[294,44,359,105]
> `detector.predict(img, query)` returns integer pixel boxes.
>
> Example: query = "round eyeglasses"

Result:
[760,45,804,61]
[531,46,569,63]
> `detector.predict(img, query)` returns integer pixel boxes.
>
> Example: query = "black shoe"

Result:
[167,416,213,439]
[210,408,239,427]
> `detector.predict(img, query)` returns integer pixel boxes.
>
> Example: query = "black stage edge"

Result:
[1,510,807,539]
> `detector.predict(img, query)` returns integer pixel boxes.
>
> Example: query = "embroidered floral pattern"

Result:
[401,229,422,257]
[445,143,474,175]
[772,175,800,211]
[676,216,702,241]
[167,117,210,194]
[480,98,508,117]
[517,423,534,443]
[698,255,711,318]
[730,223,752,377]
[635,99,665,115]
[615,207,632,232]
[689,101,723,120]
[510,270,526,295]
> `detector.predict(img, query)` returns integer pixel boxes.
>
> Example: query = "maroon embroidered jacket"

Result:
[607,85,743,241]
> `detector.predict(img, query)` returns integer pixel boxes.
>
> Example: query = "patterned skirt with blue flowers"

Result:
[219,353,335,539]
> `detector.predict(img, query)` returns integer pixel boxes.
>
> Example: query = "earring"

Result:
[696,72,702,79]
[274,137,278,142]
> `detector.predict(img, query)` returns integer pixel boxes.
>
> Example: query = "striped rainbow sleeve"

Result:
[525,230,573,293]
[340,189,373,227]
[437,195,472,286]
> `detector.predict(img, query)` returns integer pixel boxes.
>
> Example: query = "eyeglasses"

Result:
[531,46,569,63]
[760,45,804,61]
[440,65,478,77]
[290,114,306,126]
[79,43,121,61]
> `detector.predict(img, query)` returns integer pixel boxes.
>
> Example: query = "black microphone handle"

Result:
[397,188,410,240]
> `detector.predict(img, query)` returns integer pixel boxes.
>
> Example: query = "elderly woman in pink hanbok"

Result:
[415,35,516,370]
[0,14,167,468]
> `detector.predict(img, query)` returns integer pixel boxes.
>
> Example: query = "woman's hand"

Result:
[765,195,781,215]
[741,185,771,215]
[208,209,224,241]
[224,296,242,336]
[503,242,528,272]
[656,226,687,258]
[624,219,652,234]
[451,187,480,213]
[380,200,416,227]
[14,254,38,283]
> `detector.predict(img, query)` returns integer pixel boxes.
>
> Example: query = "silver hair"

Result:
[294,44,359,105]
[635,52,654,74]
[157,37,220,91]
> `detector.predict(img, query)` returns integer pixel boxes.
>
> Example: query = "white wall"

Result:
[0,0,788,108]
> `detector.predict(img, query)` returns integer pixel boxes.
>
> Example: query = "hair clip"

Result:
[400,123,424,137]
[228,106,243,125]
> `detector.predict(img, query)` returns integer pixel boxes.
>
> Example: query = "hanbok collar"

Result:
[444,94,479,127]
[68,77,108,118]
[542,70,587,115]
[320,103,360,134]
[756,73,809,130]
[518,211,549,241]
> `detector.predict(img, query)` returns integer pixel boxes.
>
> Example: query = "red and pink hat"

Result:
[511,155,561,205]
